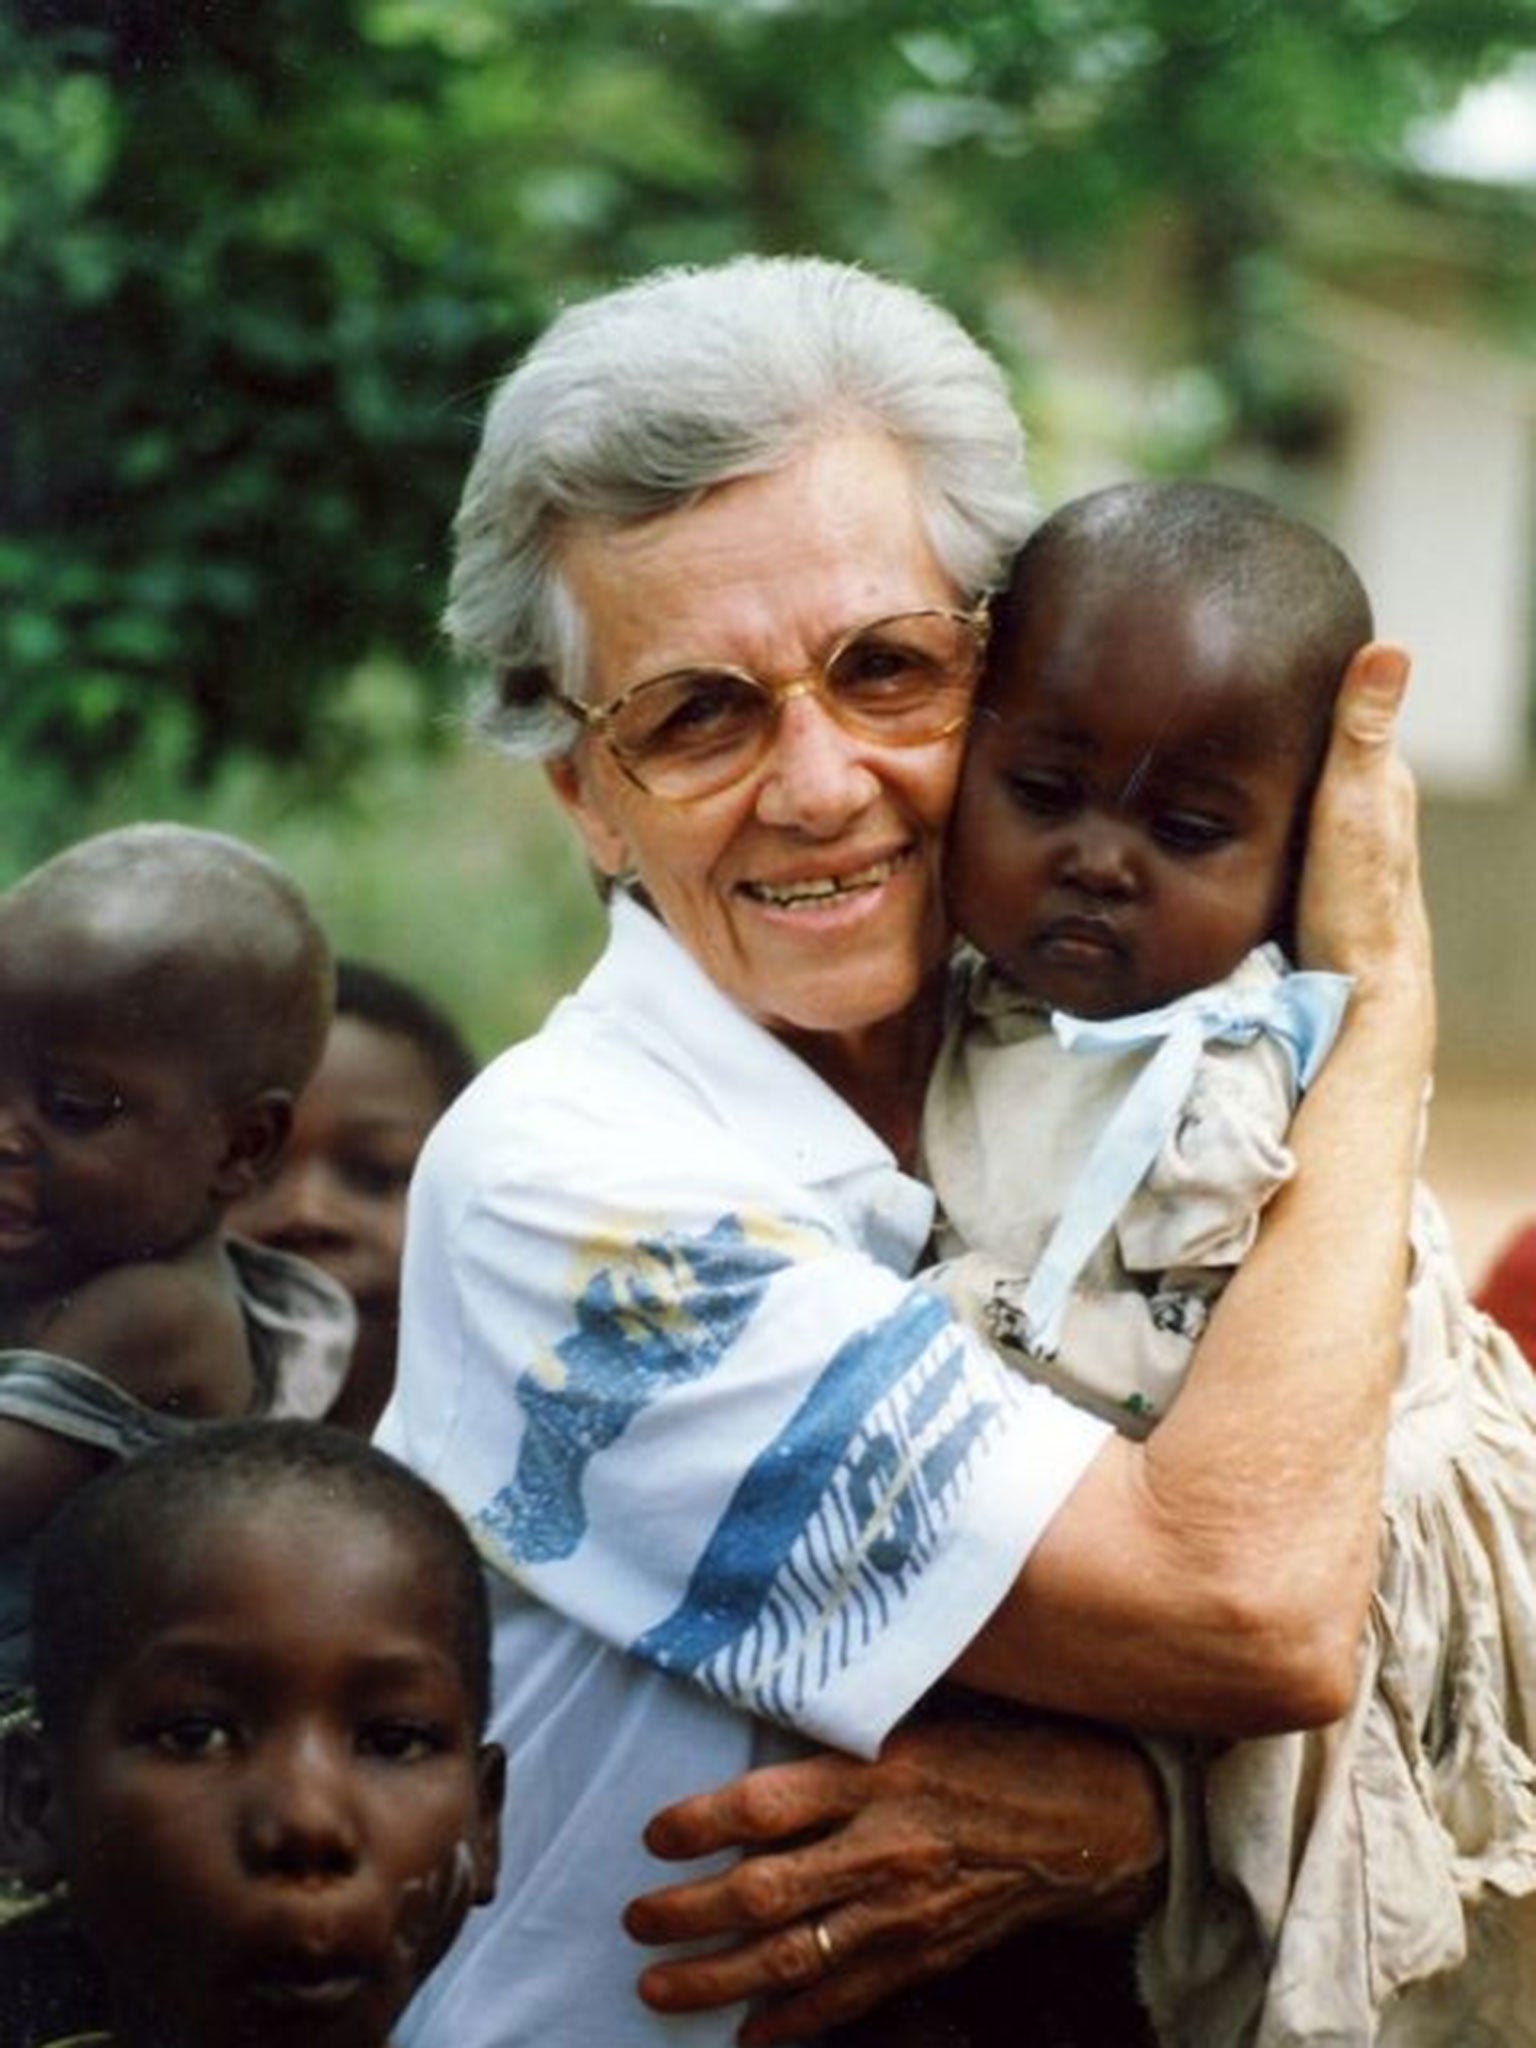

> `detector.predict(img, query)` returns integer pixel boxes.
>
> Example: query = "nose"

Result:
[753,689,880,835]
[0,1099,35,1163]
[239,1730,362,1882]
[236,1160,355,1256]
[1057,813,1142,899]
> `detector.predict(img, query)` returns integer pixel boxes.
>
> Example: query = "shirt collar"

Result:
[586,893,932,1241]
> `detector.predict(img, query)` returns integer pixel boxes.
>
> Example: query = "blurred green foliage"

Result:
[3,0,1533,1041]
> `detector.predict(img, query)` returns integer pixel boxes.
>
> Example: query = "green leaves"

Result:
[7,0,1532,802]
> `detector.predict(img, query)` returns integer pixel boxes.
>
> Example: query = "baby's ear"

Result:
[0,1719,64,1895]
[469,1743,507,1906]
[211,1089,294,1201]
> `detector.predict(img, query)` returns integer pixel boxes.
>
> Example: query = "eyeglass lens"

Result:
[609,611,980,796]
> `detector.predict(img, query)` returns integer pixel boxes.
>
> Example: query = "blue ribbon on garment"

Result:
[1014,968,1353,1357]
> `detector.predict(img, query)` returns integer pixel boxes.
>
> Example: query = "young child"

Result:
[21,1418,504,2048]
[923,481,1536,2047]
[0,824,356,1696]
[230,961,477,1436]
[0,822,360,2029]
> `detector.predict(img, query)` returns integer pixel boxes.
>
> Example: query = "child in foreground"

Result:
[924,481,1536,2046]
[22,1419,504,2048]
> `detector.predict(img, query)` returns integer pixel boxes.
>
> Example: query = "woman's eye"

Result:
[633,674,759,756]
[359,1720,450,1764]
[1154,813,1235,855]
[836,639,930,698]
[664,679,745,735]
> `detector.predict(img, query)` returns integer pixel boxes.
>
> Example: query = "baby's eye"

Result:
[146,1714,237,1760]
[1003,769,1079,820]
[40,1077,126,1131]
[1153,812,1236,856]
[358,1719,451,1764]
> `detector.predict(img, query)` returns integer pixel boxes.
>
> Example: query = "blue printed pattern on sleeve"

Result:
[633,1288,1003,1722]
[477,1215,794,1564]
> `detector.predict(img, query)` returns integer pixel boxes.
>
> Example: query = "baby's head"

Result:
[30,1418,503,2048]
[0,823,332,1302]
[949,480,1372,1017]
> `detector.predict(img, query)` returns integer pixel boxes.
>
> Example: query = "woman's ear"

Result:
[212,1090,294,1202]
[545,754,629,879]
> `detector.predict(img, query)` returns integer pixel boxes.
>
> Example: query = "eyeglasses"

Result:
[556,605,990,801]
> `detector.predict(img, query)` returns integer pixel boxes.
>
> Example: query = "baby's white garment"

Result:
[924,946,1536,2044]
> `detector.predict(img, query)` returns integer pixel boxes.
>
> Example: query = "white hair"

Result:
[446,254,1036,758]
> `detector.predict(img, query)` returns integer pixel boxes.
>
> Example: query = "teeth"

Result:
[746,857,898,907]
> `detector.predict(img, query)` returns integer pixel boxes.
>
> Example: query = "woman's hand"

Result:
[624,1708,1165,2046]
[1296,641,1431,1046]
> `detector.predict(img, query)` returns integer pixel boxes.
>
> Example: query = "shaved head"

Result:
[1,825,333,1102]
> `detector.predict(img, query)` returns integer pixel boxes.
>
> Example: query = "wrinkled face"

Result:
[0,918,240,1303]
[51,1497,502,2048]
[948,579,1311,1018]
[229,1018,442,1360]
[547,432,968,1049]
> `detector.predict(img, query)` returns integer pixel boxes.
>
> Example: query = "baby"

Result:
[0,824,356,1667]
[20,1418,503,2048]
[924,481,1536,2046]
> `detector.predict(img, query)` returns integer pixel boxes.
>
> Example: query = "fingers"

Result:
[630,1716,1168,2039]
[634,1870,1026,2031]
[627,1807,942,1945]
[1333,639,1410,746]
[733,1881,1042,2046]
[634,1909,836,2015]
[1296,639,1430,1006]
[626,1857,839,1948]
[643,1751,865,1861]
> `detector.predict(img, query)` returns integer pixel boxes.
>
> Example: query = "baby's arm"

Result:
[0,1260,254,1551]
[0,1418,105,1548]
[37,1252,256,1420]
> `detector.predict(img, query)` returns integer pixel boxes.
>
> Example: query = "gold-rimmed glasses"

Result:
[555,604,990,801]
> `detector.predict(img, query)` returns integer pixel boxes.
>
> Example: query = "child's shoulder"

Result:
[33,1239,255,1420]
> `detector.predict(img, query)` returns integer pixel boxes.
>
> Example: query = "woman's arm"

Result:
[955,643,1430,1731]
[621,646,1426,2033]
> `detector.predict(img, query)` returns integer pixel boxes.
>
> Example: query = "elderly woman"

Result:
[379,255,1429,2048]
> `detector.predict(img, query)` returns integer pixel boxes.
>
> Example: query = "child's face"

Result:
[47,1493,502,2048]
[228,1018,443,1373]
[0,930,242,1302]
[948,578,1314,1017]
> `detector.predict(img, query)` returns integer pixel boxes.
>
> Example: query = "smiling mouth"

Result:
[741,853,906,909]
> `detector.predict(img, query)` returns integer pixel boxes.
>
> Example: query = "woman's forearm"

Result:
[955,644,1432,1733]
